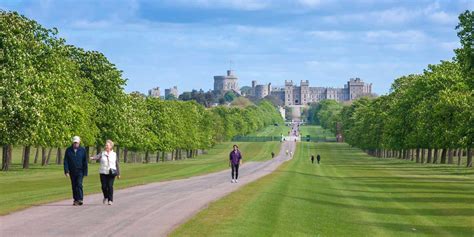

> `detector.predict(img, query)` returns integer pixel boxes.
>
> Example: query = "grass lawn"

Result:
[0,141,280,215]
[171,142,474,237]
[247,123,291,137]
[299,125,336,140]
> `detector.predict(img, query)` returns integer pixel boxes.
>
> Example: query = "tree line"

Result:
[0,11,283,171]
[307,10,473,167]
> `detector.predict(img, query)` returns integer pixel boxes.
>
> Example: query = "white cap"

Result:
[72,136,81,143]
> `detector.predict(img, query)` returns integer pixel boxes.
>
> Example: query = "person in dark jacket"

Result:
[229,144,242,183]
[311,155,315,164]
[317,154,321,164]
[64,136,88,206]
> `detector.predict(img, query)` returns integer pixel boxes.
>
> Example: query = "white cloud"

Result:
[364,30,429,43]
[235,25,286,35]
[71,19,112,29]
[308,30,348,40]
[166,0,271,11]
[298,0,323,8]
[428,11,457,25]
[439,41,460,51]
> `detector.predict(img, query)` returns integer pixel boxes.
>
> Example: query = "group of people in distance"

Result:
[311,154,321,164]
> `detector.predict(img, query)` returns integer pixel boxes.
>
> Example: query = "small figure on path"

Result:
[311,155,314,164]
[229,144,242,183]
[271,152,275,158]
[286,149,289,156]
[64,136,88,206]
[90,139,120,205]
[317,154,321,164]
[290,151,293,158]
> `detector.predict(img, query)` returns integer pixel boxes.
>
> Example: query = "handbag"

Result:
[109,168,118,176]
[106,152,118,176]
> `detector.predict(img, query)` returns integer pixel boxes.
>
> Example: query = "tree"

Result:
[224,91,237,102]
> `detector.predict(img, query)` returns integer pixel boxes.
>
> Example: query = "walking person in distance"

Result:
[229,144,242,183]
[90,140,120,205]
[64,136,88,206]
[317,154,321,164]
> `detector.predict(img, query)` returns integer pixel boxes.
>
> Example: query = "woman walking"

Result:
[90,140,120,205]
[229,144,242,183]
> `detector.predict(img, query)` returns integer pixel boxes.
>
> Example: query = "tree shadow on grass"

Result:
[328,187,474,196]
[313,191,474,204]
[266,191,474,217]
[276,170,474,184]
[357,221,474,236]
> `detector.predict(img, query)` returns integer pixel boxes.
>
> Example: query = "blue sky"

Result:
[1,0,472,95]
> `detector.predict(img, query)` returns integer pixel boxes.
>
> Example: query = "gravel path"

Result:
[0,141,296,237]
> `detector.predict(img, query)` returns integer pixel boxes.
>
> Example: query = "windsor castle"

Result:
[213,70,373,106]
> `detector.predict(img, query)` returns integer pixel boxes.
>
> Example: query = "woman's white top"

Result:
[94,151,120,175]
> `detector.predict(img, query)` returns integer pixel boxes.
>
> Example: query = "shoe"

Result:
[78,200,83,206]
[108,201,113,205]
[73,201,78,206]
[231,179,235,183]
[235,179,239,183]
[103,198,107,204]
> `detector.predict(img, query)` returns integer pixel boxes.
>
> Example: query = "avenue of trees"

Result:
[308,11,473,167]
[0,11,283,171]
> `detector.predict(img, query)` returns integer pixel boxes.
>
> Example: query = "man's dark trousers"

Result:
[70,171,84,201]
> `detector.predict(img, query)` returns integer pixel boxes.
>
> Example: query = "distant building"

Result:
[271,78,372,106]
[250,80,272,99]
[148,87,161,98]
[214,70,240,94]
[165,86,178,98]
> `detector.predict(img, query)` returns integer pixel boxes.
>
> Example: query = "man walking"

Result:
[229,144,242,183]
[64,136,88,206]
[311,155,315,164]
[317,154,321,164]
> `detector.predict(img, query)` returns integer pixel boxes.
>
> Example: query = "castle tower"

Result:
[300,80,309,105]
[285,80,294,106]
[214,69,240,94]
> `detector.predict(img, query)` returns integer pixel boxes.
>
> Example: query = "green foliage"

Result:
[306,100,343,133]
[0,10,285,172]
[223,91,237,102]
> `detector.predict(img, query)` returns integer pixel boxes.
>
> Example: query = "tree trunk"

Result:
[56,148,62,164]
[440,148,447,164]
[41,147,47,166]
[145,151,150,163]
[457,148,462,166]
[421,149,425,164]
[162,151,165,162]
[85,146,90,163]
[44,147,53,166]
[447,148,454,164]
[156,151,160,162]
[2,145,12,171]
[433,148,439,164]
[23,146,31,169]
[467,148,472,168]
[96,145,102,163]
[123,148,128,163]
[427,148,432,164]
[415,148,420,163]
[116,146,120,163]
[34,147,39,164]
